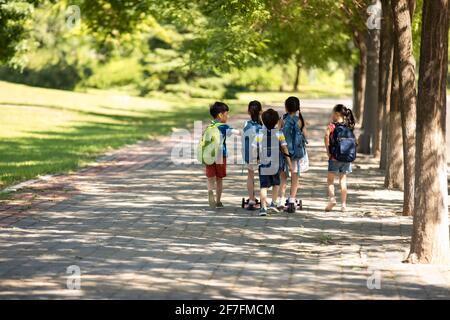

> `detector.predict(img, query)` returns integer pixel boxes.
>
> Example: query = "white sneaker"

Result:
[276,198,286,210]
[268,202,280,214]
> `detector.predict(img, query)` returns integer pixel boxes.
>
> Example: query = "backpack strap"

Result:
[210,120,222,128]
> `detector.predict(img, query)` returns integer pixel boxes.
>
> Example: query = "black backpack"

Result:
[330,123,357,162]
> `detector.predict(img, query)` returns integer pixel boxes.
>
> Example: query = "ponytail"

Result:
[345,108,355,130]
[285,96,305,130]
[333,104,356,130]
[298,108,305,131]
[248,100,262,124]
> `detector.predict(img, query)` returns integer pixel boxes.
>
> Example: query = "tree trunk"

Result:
[280,64,289,92]
[359,0,381,154]
[406,0,450,264]
[293,63,301,92]
[392,0,417,216]
[378,0,394,165]
[352,33,367,122]
[384,45,404,189]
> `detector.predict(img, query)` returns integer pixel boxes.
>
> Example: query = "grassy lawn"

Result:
[0,81,350,190]
[0,81,243,189]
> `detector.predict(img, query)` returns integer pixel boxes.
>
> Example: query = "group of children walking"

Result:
[198,97,357,216]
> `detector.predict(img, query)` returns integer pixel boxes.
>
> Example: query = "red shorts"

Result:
[205,158,227,178]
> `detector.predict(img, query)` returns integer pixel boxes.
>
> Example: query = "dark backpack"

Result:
[331,123,357,162]
[259,129,283,175]
[283,114,307,160]
[242,120,262,164]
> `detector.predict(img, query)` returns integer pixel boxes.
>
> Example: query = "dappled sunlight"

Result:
[0,100,449,299]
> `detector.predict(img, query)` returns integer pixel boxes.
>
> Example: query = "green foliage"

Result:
[412,0,423,64]
[0,0,360,97]
[266,0,354,68]
[0,1,97,89]
[227,66,283,92]
[0,61,81,90]
[0,0,34,66]
[83,57,142,90]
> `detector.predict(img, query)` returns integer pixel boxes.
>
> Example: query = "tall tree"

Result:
[338,0,368,122]
[392,0,417,216]
[406,0,450,264]
[359,0,381,154]
[377,0,394,164]
[384,45,404,189]
[352,33,367,122]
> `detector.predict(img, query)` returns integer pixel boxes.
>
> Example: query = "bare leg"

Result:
[260,188,268,209]
[207,177,216,191]
[216,178,223,203]
[327,172,336,199]
[247,169,256,201]
[272,185,279,204]
[339,174,348,210]
[290,172,299,200]
[280,171,288,204]
[207,177,216,208]
[325,172,337,211]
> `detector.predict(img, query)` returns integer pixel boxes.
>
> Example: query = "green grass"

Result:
[317,234,334,245]
[0,81,249,189]
[0,81,350,190]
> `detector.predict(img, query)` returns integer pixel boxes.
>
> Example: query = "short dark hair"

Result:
[262,108,280,130]
[210,101,229,119]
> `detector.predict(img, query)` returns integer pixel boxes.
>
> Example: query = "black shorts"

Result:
[259,170,281,188]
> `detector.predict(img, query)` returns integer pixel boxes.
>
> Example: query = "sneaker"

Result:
[216,201,224,209]
[325,197,337,212]
[287,202,296,213]
[247,201,256,211]
[208,191,216,208]
[276,198,286,210]
[268,202,280,214]
[341,205,347,212]
[259,208,267,216]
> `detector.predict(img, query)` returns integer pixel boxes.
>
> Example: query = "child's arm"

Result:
[281,145,293,172]
[324,126,331,159]
[301,119,308,139]
[224,125,241,136]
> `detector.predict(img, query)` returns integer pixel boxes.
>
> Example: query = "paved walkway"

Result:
[1,99,449,299]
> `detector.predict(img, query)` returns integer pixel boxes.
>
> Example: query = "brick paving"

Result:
[0,99,449,299]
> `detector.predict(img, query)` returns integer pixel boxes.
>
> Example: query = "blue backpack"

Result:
[242,120,262,164]
[283,114,307,160]
[331,123,357,162]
